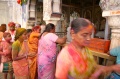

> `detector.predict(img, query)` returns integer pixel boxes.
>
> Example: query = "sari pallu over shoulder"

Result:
[12,40,29,78]
[67,43,96,79]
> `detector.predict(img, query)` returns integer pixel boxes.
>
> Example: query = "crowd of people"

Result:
[0,18,120,79]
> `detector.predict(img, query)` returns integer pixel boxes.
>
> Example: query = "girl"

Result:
[0,32,13,79]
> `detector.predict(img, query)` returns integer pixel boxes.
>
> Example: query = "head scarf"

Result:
[15,28,26,41]
[32,25,41,31]
[8,22,15,27]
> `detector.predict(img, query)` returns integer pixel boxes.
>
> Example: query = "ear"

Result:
[70,29,75,35]
[70,30,75,39]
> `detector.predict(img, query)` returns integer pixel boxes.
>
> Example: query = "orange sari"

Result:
[12,40,29,79]
[28,32,40,79]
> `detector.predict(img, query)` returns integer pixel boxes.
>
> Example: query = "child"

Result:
[0,32,13,79]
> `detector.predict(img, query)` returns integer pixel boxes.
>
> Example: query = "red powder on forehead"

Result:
[88,24,93,29]
[80,24,93,31]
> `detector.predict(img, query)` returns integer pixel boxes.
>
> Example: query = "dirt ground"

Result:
[0,73,4,79]
[0,72,14,79]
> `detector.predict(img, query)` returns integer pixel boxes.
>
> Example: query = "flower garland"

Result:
[17,0,28,6]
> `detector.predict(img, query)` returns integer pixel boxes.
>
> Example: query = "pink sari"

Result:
[38,33,58,79]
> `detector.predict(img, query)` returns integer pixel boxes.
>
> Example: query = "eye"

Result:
[82,34,87,38]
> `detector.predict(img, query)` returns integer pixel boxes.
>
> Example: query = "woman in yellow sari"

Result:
[28,26,41,79]
[12,28,32,79]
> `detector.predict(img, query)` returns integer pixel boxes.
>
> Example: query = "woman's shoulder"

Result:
[48,33,56,36]
[58,46,70,58]
[12,40,20,46]
[45,33,58,41]
[57,46,72,63]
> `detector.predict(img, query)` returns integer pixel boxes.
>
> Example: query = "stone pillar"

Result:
[100,0,120,49]
[43,0,61,31]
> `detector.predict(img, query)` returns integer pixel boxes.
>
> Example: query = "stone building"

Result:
[1,0,120,49]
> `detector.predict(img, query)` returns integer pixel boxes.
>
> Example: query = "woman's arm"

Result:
[56,36,67,44]
[89,64,120,79]
[2,46,12,56]
[12,49,27,61]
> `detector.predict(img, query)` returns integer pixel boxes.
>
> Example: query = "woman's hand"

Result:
[27,53,36,57]
[89,66,105,79]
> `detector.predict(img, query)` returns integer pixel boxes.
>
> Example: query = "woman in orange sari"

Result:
[12,28,32,79]
[28,26,41,79]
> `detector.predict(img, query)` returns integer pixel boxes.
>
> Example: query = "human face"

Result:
[9,26,15,31]
[5,34,12,42]
[19,32,27,40]
[36,28,41,33]
[72,25,93,47]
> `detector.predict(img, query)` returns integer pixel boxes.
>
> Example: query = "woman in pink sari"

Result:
[38,23,66,79]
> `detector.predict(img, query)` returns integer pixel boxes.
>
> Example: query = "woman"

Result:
[38,23,66,79]
[55,18,96,79]
[28,26,41,79]
[12,28,32,79]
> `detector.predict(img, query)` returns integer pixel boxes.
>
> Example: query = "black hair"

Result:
[71,18,92,33]
[39,23,55,38]
[44,23,55,32]
[26,29,32,33]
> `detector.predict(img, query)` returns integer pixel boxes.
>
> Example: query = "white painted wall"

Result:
[0,0,28,29]
[0,1,9,25]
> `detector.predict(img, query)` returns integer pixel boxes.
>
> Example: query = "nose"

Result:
[86,35,91,41]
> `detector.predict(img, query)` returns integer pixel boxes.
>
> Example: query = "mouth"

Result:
[84,41,90,45]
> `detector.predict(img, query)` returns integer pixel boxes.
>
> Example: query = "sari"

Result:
[0,40,12,63]
[12,40,29,79]
[38,33,58,79]
[28,32,40,79]
[0,32,3,42]
[56,43,96,79]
